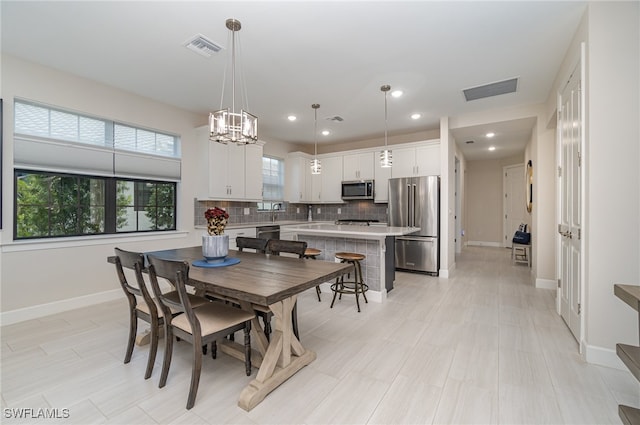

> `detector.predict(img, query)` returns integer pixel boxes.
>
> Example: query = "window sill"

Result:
[1,230,190,253]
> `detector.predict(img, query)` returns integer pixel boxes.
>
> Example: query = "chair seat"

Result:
[136,291,209,317]
[172,303,255,336]
[304,248,321,257]
[335,252,365,261]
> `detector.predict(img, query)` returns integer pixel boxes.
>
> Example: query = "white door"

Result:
[503,164,526,248]
[558,57,583,342]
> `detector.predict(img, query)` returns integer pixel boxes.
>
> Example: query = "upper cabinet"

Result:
[343,152,374,181]
[205,127,264,201]
[286,153,343,203]
[285,153,312,203]
[392,143,441,178]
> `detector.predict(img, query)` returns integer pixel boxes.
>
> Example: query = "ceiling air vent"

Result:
[463,77,518,101]
[326,116,344,122]
[184,34,223,58]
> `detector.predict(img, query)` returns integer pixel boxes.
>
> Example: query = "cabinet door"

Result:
[227,143,245,199]
[285,155,311,203]
[391,147,417,178]
[244,144,263,200]
[343,152,374,180]
[320,156,343,202]
[209,142,229,198]
[416,144,440,176]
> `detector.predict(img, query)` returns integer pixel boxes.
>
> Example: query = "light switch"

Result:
[317,208,321,214]
[244,208,250,215]
[296,208,300,214]
[337,208,341,214]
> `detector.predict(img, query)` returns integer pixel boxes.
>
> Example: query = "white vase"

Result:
[202,234,229,263]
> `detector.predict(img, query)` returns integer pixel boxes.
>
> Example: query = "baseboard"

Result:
[585,342,627,371]
[466,241,503,248]
[536,278,557,290]
[1,289,122,326]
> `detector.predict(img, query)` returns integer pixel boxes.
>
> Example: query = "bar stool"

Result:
[303,248,322,301]
[331,252,368,312]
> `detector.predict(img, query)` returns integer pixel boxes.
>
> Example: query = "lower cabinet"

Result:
[226,227,257,250]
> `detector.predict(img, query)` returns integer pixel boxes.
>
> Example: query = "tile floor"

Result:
[2,246,639,424]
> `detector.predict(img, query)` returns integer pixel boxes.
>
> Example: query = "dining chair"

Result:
[113,248,211,380]
[236,236,268,253]
[265,239,308,339]
[146,254,254,410]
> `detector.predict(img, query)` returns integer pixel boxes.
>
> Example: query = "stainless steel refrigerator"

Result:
[388,176,440,275]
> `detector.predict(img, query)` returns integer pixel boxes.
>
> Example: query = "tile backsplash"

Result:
[195,200,389,226]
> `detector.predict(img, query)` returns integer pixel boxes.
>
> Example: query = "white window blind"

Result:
[13,99,181,180]
[262,156,284,201]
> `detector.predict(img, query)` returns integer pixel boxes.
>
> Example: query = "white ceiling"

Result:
[1,1,587,160]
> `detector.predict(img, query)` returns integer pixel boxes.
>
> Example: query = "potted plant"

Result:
[202,207,229,263]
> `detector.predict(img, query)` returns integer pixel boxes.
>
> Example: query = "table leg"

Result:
[237,294,316,411]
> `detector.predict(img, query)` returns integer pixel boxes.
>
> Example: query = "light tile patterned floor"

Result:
[2,246,638,424]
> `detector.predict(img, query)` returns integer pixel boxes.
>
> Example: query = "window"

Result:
[13,100,180,240]
[258,156,285,211]
[15,170,176,239]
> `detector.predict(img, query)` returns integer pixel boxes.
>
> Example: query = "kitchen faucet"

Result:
[271,203,280,222]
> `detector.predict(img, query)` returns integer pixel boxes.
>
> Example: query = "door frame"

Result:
[503,164,526,248]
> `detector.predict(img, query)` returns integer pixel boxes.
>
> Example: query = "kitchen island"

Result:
[284,223,419,302]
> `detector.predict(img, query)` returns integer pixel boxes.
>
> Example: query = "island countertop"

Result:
[285,223,419,240]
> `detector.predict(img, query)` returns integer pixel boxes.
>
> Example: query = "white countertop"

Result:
[284,223,420,239]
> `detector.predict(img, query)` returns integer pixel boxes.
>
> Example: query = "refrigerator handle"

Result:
[407,183,412,226]
[412,183,417,227]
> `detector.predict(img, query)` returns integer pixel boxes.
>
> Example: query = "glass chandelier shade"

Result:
[380,85,392,168]
[209,18,258,145]
[310,103,321,175]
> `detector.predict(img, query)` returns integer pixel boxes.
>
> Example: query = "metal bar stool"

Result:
[330,252,368,312]
[303,248,322,301]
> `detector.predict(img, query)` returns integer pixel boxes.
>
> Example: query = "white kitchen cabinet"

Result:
[285,153,312,203]
[308,155,343,203]
[391,143,440,178]
[208,138,263,201]
[343,152,374,180]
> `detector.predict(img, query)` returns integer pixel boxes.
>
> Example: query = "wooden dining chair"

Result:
[265,239,308,339]
[113,248,211,380]
[236,236,268,253]
[146,254,254,410]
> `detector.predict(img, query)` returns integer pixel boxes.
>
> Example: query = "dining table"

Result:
[123,246,353,411]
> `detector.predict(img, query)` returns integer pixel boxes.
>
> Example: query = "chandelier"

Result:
[209,18,258,144]
[310,104,321,175]
[380,84,392,168]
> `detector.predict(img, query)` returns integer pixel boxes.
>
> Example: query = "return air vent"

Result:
[184,34,223,57]
[326,116,344,122]
[463,78,518,101]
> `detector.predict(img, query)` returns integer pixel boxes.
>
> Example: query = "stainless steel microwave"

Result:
[341,180,374,200]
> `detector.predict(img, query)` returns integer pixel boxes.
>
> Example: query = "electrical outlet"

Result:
[337,208,341,214]
[296,208,300,214]
[317,208,321,214]
[244,208,250,215]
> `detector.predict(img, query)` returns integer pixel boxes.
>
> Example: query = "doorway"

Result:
[503,164,526,248]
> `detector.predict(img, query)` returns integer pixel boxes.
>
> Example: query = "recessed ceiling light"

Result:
[488,146,496,151]
[391,90,403,98]
[287,115,297,121]
[486,132,495,138]
[411,113,421,120]
[322,130,330,136]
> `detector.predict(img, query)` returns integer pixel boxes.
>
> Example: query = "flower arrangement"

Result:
[204,207,229,236]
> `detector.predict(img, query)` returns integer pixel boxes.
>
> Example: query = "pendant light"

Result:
[310,103,321,174]
[209,18,258,145]
[380,84,392,168]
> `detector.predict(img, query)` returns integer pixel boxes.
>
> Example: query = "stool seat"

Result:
[304,248,321,258]
[335,252,365,262]
[331,252,368,312]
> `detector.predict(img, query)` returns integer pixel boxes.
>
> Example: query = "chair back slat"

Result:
[236,236,268,253]
[114,248,154,308]
[266,239,307,258]
[147,255,201,335]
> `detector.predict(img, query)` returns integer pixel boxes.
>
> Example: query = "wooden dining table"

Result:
[136,246,353,411]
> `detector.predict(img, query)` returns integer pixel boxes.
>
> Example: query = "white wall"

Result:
[583,2,640,358]
[1,55,205,316]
